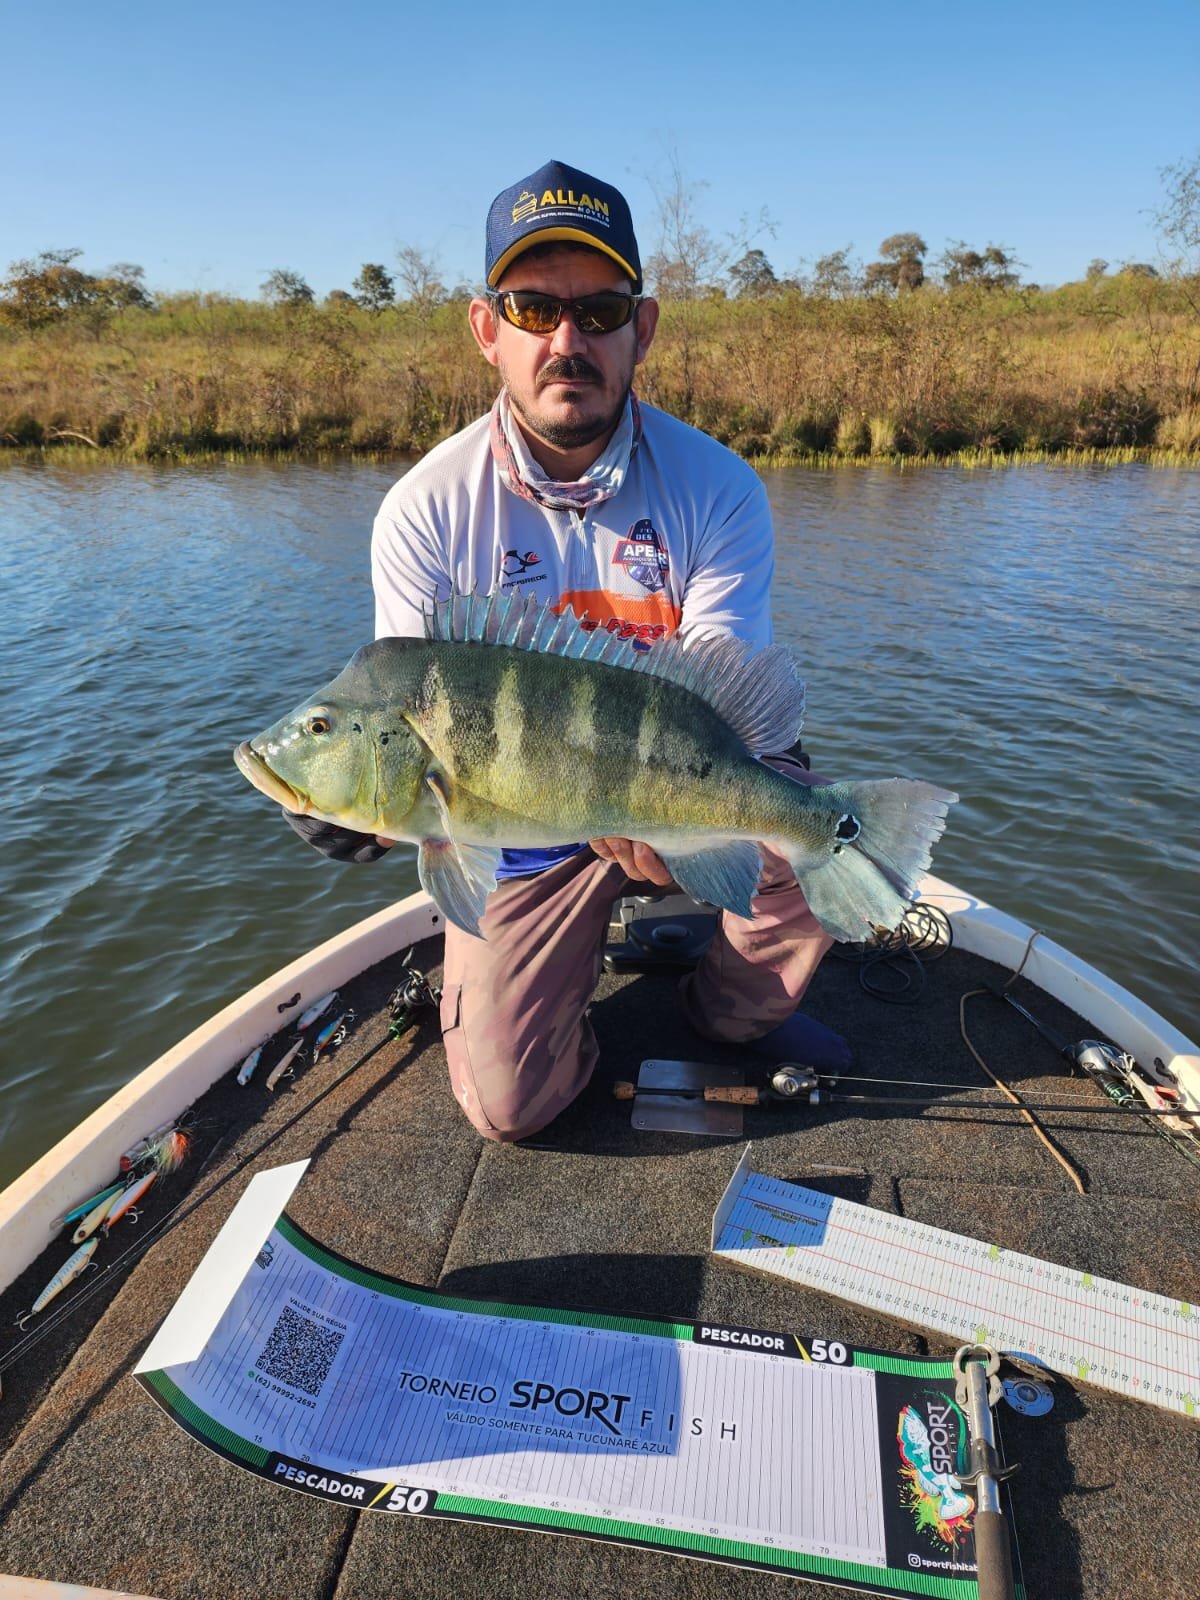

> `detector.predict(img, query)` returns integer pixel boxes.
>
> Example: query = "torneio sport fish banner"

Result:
[135,1162,1021,1598]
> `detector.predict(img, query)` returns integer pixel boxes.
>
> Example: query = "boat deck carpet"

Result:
[1,929,1197,1599]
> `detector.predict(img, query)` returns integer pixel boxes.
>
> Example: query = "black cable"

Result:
[829,902,953,1003]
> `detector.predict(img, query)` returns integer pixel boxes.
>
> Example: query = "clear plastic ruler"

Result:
[712,1146,1200,1419]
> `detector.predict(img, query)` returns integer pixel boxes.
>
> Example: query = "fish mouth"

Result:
[233,741,307,813]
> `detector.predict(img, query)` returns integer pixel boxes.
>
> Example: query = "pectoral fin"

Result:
[418,840,500,936]
[657,841,763,918]
[419,771,501,937]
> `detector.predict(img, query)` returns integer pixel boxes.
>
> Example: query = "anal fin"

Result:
[657,840,762,918]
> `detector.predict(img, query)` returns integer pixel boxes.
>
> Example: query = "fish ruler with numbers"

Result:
[711,1146,1200,1419]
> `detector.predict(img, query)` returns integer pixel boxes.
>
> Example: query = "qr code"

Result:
[255,1304,344,1397]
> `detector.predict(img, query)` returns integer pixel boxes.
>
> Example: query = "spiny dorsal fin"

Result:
[422,588,804,756]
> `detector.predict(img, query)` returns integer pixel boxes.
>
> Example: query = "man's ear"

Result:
[634,296,659,363]
[468,295,501,368]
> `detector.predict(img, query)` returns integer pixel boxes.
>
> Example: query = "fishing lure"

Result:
[72,1186,127,1245]
[60,1181,124,1229]
[265,1036,306,1092]
[313,1009,355,1059]
[297,991,338,1030]
[235,1044,264,1086]
[100,1171,157,1235]
[119,1119,176,1172]
[138,1128,190,1174]
[18,1239,100,1325]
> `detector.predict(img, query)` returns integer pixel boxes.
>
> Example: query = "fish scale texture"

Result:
[0,939,1197,1599]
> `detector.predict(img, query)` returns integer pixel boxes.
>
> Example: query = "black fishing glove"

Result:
[281,809,393,863]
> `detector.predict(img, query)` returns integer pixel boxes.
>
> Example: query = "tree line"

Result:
[4,143,1194,333]
[0,235,1167,331]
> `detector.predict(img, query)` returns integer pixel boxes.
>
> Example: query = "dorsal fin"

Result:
[422,588,804,756]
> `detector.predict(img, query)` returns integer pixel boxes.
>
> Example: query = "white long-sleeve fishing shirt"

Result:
[371,397,775,652]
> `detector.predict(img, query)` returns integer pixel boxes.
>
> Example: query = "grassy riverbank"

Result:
[2,274,1198,464]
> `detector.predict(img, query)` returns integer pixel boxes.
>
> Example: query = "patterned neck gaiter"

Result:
[489,390,642,513]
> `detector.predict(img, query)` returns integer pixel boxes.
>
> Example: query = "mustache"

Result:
[537,356,603,388]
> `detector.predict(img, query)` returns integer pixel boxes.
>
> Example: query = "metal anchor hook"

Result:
[952,1344,1018,1600]
[953,1342,1004,1409]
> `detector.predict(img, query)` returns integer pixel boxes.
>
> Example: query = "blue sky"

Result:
[2,0,1196,299]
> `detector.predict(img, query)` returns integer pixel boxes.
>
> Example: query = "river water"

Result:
[1,459,1197,1188]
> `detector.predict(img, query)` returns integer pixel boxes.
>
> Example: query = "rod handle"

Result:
[973,1509,1015,1600]
[611,1082,761,1104]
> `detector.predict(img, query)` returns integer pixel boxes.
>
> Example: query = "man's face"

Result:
[469,248,658,465]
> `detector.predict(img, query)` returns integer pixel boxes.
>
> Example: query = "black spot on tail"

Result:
[832,812,861,854]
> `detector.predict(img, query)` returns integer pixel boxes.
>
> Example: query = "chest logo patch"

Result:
[502,549,542,578]
[613,519,669,594]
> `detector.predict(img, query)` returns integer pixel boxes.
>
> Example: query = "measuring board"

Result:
[712,1145,1200,1419]
[135,1162,1020,1597]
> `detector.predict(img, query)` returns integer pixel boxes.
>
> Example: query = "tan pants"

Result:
[439,757,832,1141]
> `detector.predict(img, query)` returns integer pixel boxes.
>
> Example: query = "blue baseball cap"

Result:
[485,159,642,292]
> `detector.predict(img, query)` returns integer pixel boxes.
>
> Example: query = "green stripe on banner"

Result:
[141,1371,269,1467]
[277,1214,692,1340]
[854,1351,958,1378]
[431,1494,986,1597]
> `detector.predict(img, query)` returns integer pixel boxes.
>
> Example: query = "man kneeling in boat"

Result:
[285,158,849,1141]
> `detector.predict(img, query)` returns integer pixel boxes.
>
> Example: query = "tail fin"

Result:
[790,779,957,944]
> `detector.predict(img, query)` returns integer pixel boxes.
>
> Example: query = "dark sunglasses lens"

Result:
[573,293,636,333]
[501,293,561,333]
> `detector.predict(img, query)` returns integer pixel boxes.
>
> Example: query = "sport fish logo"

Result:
[896,1398,974,1549]
[613,519,669,594]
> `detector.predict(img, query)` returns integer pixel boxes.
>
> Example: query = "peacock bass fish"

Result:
[234,592,957,942]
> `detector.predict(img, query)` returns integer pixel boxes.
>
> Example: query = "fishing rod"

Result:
[987,983,1182,1101]
[981,984,1200,1164]
[612,1073,1189,1119]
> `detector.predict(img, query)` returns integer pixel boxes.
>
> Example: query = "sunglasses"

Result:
[488,289,643,336]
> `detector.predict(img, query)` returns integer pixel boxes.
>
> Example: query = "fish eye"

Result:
[305,714,333,736]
